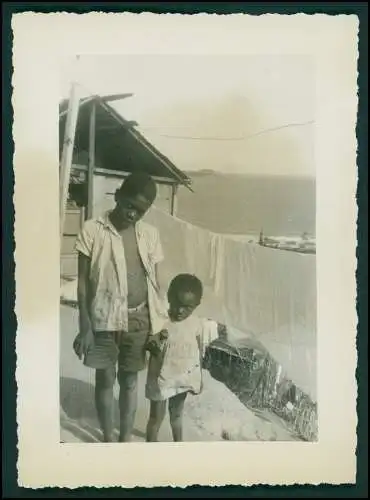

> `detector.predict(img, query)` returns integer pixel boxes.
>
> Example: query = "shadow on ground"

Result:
[60,376,146,443]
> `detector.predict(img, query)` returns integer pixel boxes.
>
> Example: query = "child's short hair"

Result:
[168,274,203,303]
[118,172,157,204]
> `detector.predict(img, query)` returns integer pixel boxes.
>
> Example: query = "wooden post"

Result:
[59,83,80,240]
[87,102,96,219]
[79,206,86,230]
[170,184,178,216]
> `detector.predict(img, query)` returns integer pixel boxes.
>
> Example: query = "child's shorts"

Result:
[83,304,151,373]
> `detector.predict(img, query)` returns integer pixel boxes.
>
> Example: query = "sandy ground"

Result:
[60,304,299,443]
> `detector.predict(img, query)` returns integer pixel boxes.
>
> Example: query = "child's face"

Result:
[114,192,152,229]
[169,290,200,322]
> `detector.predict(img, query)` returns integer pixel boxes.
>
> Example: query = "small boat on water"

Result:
[258,230,316,254]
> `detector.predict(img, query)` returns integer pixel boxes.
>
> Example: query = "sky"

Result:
[59,54,315,177]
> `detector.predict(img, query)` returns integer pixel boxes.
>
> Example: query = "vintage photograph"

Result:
[10,8,360,488]
[59,54,317,444]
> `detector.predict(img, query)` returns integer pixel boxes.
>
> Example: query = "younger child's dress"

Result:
[145,316,217,401]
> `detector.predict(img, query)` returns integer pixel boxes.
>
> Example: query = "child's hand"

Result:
[73,330,94,360]
[146,332,166,356]
[159,329,169,341]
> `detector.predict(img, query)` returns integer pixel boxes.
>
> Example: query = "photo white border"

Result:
[12,12,358,488]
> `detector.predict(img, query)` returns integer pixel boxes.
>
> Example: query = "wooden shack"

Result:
[59,94,192,279]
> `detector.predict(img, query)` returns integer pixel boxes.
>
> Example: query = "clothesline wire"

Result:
[69,81,315,142]
[138,121,315,141]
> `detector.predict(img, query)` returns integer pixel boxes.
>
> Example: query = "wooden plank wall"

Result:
[60,207,82,279]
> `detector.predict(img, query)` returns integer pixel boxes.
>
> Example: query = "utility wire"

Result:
[65,80,315,143]
[138,120,315,141]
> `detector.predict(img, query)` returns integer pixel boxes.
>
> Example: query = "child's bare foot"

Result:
[118,434,132,443]
[102,433,115,443]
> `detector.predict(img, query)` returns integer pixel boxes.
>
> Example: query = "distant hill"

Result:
[186,169,217,176]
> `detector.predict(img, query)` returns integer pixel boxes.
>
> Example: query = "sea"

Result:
[176,172,316,238]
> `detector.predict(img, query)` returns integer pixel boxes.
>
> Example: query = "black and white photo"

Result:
[59,54,317,444]
[12,12,358,488]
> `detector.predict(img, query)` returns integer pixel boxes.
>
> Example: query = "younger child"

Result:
[145,273,217,442]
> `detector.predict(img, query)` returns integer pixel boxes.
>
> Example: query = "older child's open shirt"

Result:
[75,211,168,333]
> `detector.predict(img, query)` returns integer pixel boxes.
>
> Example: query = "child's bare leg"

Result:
[146,401,167,442]
[118,370,138,442]
[168,392,187,442]
[95,368,116,442]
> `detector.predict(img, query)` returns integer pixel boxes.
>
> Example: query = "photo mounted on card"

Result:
[13,12,358,489]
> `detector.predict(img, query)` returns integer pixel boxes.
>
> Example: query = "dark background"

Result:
[2,2,368,498]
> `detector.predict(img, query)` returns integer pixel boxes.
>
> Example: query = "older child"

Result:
[73,172,166,442]
[145,274,217,442]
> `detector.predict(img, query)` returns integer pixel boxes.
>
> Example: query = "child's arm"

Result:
[196,334,203,366]
[202,320,220,350]
[198,320,222,374]
[196,333,204,393]
[73,252,94,359]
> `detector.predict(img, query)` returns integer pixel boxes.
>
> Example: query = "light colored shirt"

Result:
[145,317,219,401]
[75,211,167,334]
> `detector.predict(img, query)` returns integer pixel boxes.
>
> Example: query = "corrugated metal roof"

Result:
[59,95,192,188]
